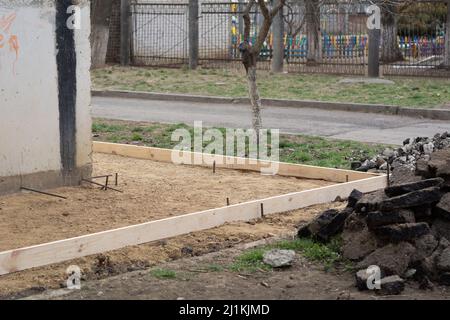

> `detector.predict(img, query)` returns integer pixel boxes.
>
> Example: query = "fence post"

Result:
[368,28,381,78]
[445,0,450,68]
[120,0,131,66]
[188,0,199,69]
[271,0,284,73]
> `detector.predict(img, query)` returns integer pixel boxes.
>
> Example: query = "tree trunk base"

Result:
[247,66,262,134]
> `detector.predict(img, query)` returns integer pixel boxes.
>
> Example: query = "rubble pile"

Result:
[353,132,450,176]
[298,144,450,295]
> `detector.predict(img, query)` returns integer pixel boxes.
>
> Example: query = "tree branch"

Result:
[270,0,285,18]
[253,0,285,54]
[243,0,255,43]
[258,0,270,20]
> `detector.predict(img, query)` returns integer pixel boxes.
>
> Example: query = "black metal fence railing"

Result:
[106,0,121,64]
[284,2,369,75]
[195,2,370,73]
[131,3,189,66]
[383,2,449,77]
[198,2,269,69]
[127,1,450,78]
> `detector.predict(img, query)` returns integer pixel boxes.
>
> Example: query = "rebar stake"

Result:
[104,176,110,191]
[91,174,113,179]
[81,179,123,193]
[20,187,67,200]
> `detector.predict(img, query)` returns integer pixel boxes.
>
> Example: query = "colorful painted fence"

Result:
[127,1,450,77]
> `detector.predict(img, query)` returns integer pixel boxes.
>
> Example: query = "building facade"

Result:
[0,0,92,195]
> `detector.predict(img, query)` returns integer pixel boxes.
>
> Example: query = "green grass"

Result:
[150,268,177,279]
[131,133,143,141]
[92,66,450,109]
[270,238,345,271]
[229,248,272,273]
[92,123,123,133]
[272,238,340,271]
[229,237,351,273]
[92,119,388,170]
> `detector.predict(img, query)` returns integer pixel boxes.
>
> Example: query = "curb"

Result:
[91,90,450,121]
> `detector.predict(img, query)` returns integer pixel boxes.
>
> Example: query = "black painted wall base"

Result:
[56,0,78,174]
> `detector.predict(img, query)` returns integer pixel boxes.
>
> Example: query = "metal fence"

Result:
[128,1,450,77]
[284,2,369,75]
[196,1,368,74]
[383,2,449,77]
[106,0,121,64]
[198,2,270,69]
[131,3,189,66]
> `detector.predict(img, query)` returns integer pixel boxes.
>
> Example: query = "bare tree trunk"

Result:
[305,0,321,64]
[381,5,403,63]
[247,66,262,132]
[91,0,114,68]
[241,0,285,136]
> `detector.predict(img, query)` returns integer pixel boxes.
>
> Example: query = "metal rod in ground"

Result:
[91,174,113,179]
[81,179,123,193]
[260,203,264,218]
[227,197,230,206]
[104,176,110,191]
[20,187,67,200]
[213,161,216,174]
[346,175,349,183]
[115,173,118,186]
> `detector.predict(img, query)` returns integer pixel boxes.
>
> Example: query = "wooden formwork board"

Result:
[0,143,387,276]
[93,142,378,183]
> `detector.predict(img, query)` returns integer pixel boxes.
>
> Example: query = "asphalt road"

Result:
[92,96,450,145]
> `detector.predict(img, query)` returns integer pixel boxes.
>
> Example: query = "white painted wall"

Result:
[75,2,93,168]
[0,3,61,177]
[0,1,92,183]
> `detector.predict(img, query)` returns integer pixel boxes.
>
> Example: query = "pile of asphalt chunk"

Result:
[353,132,450,178]
[298,146,450,295]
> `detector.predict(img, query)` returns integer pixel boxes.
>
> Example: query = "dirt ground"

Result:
[0,153,331,252]
[28,238,450,300]
[0,204,339,299]
[0,153,332,298]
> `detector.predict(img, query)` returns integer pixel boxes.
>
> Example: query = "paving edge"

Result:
[91,90,450,121]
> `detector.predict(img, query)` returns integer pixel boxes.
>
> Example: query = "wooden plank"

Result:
[0,175,386,276]
[93,142,377,183]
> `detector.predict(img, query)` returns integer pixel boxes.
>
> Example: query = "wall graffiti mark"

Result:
[0,12,20,74]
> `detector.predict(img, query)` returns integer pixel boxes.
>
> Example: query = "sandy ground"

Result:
[0,153,332,298]
[0,153,331,252]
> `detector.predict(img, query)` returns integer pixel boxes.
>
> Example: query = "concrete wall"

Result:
[0,0,92,195]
